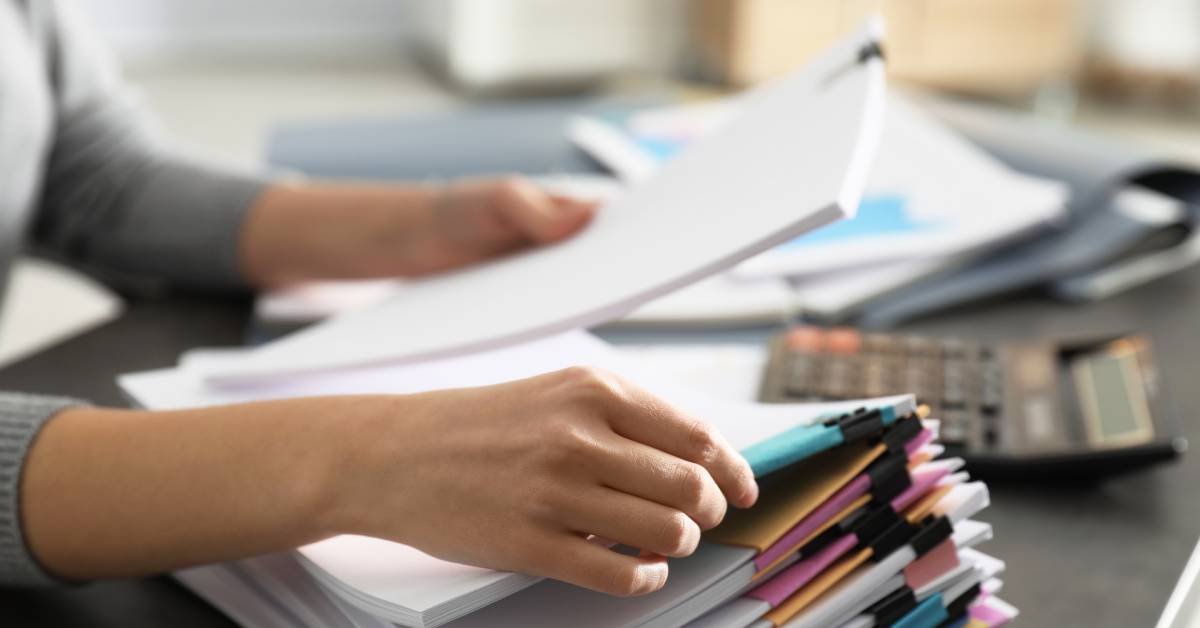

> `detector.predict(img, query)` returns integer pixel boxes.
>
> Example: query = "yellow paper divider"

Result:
[706,441,886,552]
[753,493,872,581]
[764,548,873,626]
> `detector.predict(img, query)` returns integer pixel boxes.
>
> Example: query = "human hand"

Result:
[404,177,598,274]
[241,177,597,286]
[331,367,759,597]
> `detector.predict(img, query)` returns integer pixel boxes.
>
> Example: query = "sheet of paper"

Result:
[441,543,756,628]
[571,91,1067,282]
[788,256,951,320]
[731,94,1067,280]
[0,258,123,368]
[296,535,537,617]
[614,273,797,328]
[121,332,910,454]
[199,25,886,384]
[253,175,626,326]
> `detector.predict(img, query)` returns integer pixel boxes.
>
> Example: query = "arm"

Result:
[237,178,594,288]
[33,1,592,291]
[20,369,757,595]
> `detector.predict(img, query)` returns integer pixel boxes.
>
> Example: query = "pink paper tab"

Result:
[903,538,959,590]
[891,465,950,512]
[753,474,870,571]
[754,430,929,571]
[746,533,859,607]
[971,600,1013,626]
[905,429,934,456]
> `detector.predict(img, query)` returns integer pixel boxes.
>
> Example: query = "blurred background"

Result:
[76,0,1200,168]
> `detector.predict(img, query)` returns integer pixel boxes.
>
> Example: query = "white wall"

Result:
[73,0,413,62]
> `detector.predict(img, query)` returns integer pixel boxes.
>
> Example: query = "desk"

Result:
[2,269,1200,626]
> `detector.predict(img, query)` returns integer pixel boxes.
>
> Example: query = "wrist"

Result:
[240,182,442,287]
[302,395,419,541]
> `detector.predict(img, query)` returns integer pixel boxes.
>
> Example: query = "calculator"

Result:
[758,326,1187,480]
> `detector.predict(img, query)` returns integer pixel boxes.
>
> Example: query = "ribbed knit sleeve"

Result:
[30,0,269,290]
[0,393,84,587]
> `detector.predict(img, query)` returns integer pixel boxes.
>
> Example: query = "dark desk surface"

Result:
[3,267,1200,627]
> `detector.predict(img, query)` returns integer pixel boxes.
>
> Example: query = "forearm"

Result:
[20,398,372,580]
[239,182,441,288]
[238,178,594,289]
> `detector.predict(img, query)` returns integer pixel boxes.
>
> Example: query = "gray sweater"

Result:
[0,0,268,585]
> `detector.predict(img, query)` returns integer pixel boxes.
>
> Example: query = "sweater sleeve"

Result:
[30,0,270,290]
[0,393,85,587]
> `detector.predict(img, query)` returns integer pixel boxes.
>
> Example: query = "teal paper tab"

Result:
[741,402,904,478]
[893,593,949,628]
[743,423,845,478]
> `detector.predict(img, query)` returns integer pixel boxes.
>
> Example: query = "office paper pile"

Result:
[568,90,1069,327]
[116,25,1013,627]
[120,332,1016,628]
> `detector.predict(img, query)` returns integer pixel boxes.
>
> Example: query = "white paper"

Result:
[200,24,886,384]
[120,332,911,454]
[788,256,951,319]
[732,94,1067,280]
[615,273,797,328]
[442,543,757,628]
[0,258,123,367]
[253,176,626,326]
[119,330,912,627]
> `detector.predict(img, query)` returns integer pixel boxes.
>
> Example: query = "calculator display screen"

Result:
[1073,341,1154,448]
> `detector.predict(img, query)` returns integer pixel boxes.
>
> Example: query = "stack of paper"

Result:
[120,332,1015,628]
[568,90,1068,324]
[113,23,1015,627]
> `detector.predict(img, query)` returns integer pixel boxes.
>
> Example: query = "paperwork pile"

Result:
[568,91,1069,325]
[117,24,1013,627]
[120,333,1016,628]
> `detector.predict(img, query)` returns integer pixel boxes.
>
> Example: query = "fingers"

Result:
[494,178,595,244]
[584,371,759,509]
[537,534,670,597]
[557,486,702,558]
[590,434,727,530]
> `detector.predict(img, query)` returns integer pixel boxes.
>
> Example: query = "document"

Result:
[0,258,123,367]
[199,23,887,384]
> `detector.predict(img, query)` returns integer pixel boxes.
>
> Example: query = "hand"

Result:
[406,178,598,274]
[240,177,597,286]
[332,367,759,597]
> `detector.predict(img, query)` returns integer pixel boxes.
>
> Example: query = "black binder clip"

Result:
[850,503,901,549]
[858,40,886,64]
[823,407,886,444]
[867,518,918,562]
[866,451,913,504]
[910,515,954,558]
[866,585,917,627]
[945,582,984,621]
[795,524,847,561]
[879,414,923,454]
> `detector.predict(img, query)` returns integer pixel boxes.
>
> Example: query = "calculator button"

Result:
[984,426,999,449]
[822,356,857,399]
[863,361,890,398]
[941,338,968,360]
[786,327,824,352]
[903,336,936,358]
[941,410,970,444]
[826,328,861,354]
[784,355,817,397]
[864,334,895,355]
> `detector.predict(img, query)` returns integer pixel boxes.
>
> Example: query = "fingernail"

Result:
[741,480,759,508]
[640,562,669,594]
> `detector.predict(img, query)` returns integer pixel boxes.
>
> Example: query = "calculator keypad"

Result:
[762,326,1005,450]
